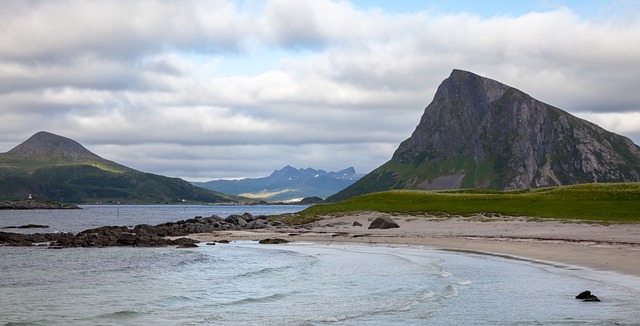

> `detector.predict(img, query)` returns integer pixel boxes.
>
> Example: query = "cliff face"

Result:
[329,69,640,201]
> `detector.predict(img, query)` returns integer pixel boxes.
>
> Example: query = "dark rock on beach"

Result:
[575,291,601,302]
[259,238,290,244]
[368,217,400,229]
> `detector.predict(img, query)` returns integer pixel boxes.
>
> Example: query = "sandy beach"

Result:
[187,212,640,278]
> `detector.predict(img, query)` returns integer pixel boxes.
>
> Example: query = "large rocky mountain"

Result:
[0,131,237,204]
[329,69,640,202]
[194,165,364,201]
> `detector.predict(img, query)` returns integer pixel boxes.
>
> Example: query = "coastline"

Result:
[187,212,640,279]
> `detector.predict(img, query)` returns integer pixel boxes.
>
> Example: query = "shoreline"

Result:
[186,212,640,279]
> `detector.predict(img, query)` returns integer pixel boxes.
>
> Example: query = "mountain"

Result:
[194,165,364,201]
[0,131,237,204]
[328,69,640,202]
[3,131,133,175]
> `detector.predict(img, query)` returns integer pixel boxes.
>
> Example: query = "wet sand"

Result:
[187,212,640,278]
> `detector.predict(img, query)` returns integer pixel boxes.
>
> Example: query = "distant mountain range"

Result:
[0,131,238,204]
[193,165,364,201]
[329,69,640,202]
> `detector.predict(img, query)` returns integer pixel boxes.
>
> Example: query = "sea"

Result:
[1,205,640,325]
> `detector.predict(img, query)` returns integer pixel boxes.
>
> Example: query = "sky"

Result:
[1,0,639,181]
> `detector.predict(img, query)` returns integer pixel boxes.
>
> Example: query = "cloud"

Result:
[0,0,639,181]
[0,0,249,62]
[90,142,398,181]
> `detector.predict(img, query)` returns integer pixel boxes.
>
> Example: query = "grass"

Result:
[294,183,640,223]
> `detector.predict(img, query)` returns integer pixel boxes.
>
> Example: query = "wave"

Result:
[95,310,143,319]
[457,279,473,286]
[237,266,290,278]
[176,252,213,267]
[222,292,288,306]
[234,256,318,279]
[154,294,198,308]
[399,289,436,311]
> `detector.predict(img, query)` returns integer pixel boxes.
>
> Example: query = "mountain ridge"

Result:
[328,69,640,202]
[194,165,364,200]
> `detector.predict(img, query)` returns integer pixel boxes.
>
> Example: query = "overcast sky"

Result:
[1,0,639,181]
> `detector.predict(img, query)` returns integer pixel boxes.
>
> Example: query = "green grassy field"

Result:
[294,183,640,223]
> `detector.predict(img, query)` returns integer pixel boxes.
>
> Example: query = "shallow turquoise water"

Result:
[2,242,639,325]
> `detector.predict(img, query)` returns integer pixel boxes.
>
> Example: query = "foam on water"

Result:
[2,209,640,325]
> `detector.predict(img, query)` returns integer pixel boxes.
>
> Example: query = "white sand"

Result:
[187,212,640,277]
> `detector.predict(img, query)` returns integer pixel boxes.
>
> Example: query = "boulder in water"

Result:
[575,291,600,302]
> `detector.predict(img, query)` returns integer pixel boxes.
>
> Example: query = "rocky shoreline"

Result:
[0,213,400,248]
[0,212,284,248]
[0,199,80,210]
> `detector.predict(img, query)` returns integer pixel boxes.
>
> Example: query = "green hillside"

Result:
[0,132,239,204]
[297,183,640,222]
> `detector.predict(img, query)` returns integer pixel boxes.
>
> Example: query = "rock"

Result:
[209,214,224,221]
[576,291,600,302]
[132,224,156,235]
[2,224,50,229]
[575,291,592,299]
[242,212,255,222]
[173,237,200,248]
[368,217,400,229]
[247,219,270,229]
[0,199,81,210]
[259,238,289,244]
[206,242,216,245]
[78,225,130,236]
[270,220,285,227]
[117,233,137,246]
[217,240,230,244]
[0,232,33,246]
[583,295,601,302]
[176,243,199,248]
[193,217,207,224]
[353,221,363,227]
[1,211,284,248]
[225,215,248,227]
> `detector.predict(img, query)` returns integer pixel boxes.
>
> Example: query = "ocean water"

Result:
[2,242,640,325]
[0,205,307,234]
[2,206,640,325]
